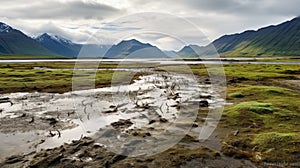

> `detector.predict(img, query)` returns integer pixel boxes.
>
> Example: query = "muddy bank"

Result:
[0,71,233,167]
[1,135,257,168]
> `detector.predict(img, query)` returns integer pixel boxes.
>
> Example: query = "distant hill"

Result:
[0,22,57,56]
[177,17,300,57]
[35,33,111,58]
[78,44,111,58]
[35,33,81,57]
[1,17,299,58]
[177,45,204,58]
[104,39,168,58]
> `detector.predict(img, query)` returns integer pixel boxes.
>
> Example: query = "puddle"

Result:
[0,71,227,159]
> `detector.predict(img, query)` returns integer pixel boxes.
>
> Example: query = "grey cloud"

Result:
[0,0,123,20]
[0,0,299,50]
[131,0,299,17]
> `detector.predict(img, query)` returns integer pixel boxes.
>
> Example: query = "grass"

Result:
[228,92,245,98]
[222,83,300,163]
[228,101,277,115]
[0,60,299,164]
[252,132,299,151]
[155,63,300,163]
[0,62,148,93]
[222,64,299,80]
[155,64,300,80]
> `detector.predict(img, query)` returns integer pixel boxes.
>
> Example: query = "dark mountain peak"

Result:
[35,33,80,57]
[38,33,51,37]
[36,33,50,41]
[179,44,201,51]
[0,23,56,56]
[122,39,140,43]
[104,39,164,58]
[177,44,203,58]
[36,33,73,45]
[290,16,300,21]
[119,39,153,47]
[0,22,13,33]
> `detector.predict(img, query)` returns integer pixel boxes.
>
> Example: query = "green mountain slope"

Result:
[177,17,300,58]
[213,17,300,57]
[0,22,58,56]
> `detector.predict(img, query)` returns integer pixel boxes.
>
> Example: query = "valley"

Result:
[0,60,299,167]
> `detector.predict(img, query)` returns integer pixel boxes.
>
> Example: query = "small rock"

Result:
[5,155,24,164]
[102,129,118,137]
[199,100,209,107]
[160,118,168,123]
[192,123,199,127]
[148,120,156,125]
[233,130,239,136]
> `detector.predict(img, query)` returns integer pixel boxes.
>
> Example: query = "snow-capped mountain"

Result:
[0,22,57,56]
[36,33,73,45]
[0,22,13,33]
[35,33,81,57]
[35,33,112,57]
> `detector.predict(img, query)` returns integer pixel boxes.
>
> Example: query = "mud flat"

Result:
[0,71,253,168]
[1,62,299,167]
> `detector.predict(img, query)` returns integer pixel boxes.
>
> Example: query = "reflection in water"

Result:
[0,71,227,159]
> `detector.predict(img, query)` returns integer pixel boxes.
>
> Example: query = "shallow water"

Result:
[0,71,227,159]
[0,58,299,65]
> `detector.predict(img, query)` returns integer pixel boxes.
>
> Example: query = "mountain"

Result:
[177,17,300,57]
[0,22,57,56]
[77,44,111,58]
[35,33,112,57]
[35,33,81,57]
[212,17,300,57]
[104,39,168,58]
[163,50,176,58]
[177,45,204,58]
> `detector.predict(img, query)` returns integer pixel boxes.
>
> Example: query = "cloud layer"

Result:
[0,0,299,50]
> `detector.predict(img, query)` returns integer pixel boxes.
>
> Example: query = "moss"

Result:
[229,92,245,98]
[252,132,299,151]
[227,101,277,115]
[0,63,146,94]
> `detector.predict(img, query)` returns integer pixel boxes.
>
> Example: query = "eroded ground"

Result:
[0,61,299,168]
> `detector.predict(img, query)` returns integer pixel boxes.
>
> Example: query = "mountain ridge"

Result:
[177,17,300,57]
[0,23,58,56]
[0,17,299,58]
[104,39,169,58]
[35,33,81,57]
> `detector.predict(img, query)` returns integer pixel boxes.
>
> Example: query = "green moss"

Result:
[252,132,299,150]
[223,64,299,80]
[227,101,277,115]
[229,92,245,98]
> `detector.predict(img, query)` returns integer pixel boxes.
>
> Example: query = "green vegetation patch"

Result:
[252,132,300,151]
[0,63,146,94]
[229,92,245,98]
[230,101,277,115]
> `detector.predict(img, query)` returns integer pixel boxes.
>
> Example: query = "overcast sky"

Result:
[0,0,299,50]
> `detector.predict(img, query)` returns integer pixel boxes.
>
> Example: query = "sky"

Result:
[0,0,299,51]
